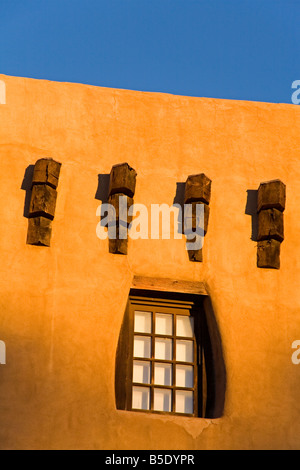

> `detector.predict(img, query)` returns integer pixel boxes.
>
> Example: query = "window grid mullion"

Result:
[150,310,155,410]
[172,312,177,412]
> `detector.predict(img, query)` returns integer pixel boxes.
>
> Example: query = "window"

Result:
[115,292,210,417]
[116,287,226,419]
[131,299,199,415]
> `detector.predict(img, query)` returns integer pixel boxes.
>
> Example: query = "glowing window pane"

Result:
[176,315,194,337]
[176,365,194,388]
[134,336,151,358]
[133,361,151,384]
[153,388,172,412]
[132,386,150,410]
[155,313,173,335]
[154,363,172,386]
[175,390,193,414]
[176,340,193,363]
[134,311,152,334]
[155,338,173,360]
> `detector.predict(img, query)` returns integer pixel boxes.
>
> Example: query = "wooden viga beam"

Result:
[257,179,286,269]
[107,163,137,255]
[184,173,212,262]
[26,158,62,247]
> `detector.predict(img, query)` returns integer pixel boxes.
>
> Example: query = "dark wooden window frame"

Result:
[115,288,226,419]
[116,293,207,417]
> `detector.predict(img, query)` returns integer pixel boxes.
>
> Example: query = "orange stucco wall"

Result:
[0,74,300,449]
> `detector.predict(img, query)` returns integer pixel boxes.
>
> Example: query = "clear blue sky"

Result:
[0,0,299,103]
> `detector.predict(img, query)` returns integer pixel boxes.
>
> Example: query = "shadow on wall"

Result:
[202,296,227,419]
[95,174,110,204]
[21,165,34,218]
[95,174,110,228]
[245,189,258,241]
[173,182,185,235]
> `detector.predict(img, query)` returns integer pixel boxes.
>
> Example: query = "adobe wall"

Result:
[0,74,299,449]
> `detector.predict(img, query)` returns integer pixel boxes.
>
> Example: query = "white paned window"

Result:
[129,300,198,416]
